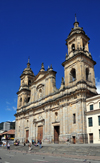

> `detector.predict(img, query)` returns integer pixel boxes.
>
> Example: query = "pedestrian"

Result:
[37,140,40,146]
[28,143,32,151]
[24,141,26,146]
[7,142,10,150]
[39,140,42,148]
[18,140,20,145]
[32,139,34,145]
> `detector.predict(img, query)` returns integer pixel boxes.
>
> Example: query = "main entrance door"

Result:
[89,133,93,143]
[73,136,76,144]
[54,126,59,144]
[38,126,43,141]
[26,130,29,143]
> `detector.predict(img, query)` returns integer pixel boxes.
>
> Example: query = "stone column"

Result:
[23,118,25,142]
[65,105,68,134]
[60,106,63,135]
[45,110,47,136]
[63,106,66,135]
[29,117,33,142]
[48,109,51,135]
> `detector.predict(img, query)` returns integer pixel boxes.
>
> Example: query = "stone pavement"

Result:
[1,144,100,161]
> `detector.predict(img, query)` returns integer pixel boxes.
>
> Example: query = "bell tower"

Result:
[62,17,97,144]
[67,16,89,57]
[17,59,35,110]
[62,16,97,97]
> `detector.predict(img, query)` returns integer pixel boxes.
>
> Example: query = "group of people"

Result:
[35,140,42,148]
[6,139,42,151]
[28,139,42,151]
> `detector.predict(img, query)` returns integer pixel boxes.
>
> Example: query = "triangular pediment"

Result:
[35,74,44,81]
[34,71,47,82]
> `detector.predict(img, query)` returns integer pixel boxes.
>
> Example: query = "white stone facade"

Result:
[15,19,97,144]
[86,95,100,144]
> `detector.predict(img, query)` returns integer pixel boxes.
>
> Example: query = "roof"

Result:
[0,129,15,135]
[86,94,100,102]
[0,133,3,136]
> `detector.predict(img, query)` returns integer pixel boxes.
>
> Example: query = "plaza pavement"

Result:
[1,143,100,162]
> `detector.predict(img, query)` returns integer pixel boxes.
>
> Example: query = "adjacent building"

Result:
[0,122,15,132]
[3,122,10,131]
[86,94,100,144]
[15,18,97,144]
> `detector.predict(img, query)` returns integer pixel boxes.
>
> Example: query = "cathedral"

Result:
[15,18,97,144]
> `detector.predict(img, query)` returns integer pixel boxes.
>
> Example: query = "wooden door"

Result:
[38,126,43,141]
[54,126,59,144]
[89,133,93,143]
[26,130,29,143]
[73,136,76,144]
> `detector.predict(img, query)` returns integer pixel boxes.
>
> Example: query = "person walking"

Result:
[28,143,32,151]
[39,140,42,148]
[7,142,10,150]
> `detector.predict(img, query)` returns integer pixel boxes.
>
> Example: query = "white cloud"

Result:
[12,120,15,122]
[6,101,10,105]
[12,106,16,111]
[96,78,100,94]
[6,108,11,111]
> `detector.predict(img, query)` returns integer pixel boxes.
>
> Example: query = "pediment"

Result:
[34,71,47,82]
[35,74,44,82]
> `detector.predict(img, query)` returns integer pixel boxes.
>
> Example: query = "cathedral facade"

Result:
[15,19,97,144]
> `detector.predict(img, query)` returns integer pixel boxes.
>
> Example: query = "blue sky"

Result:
[0,0,100,123]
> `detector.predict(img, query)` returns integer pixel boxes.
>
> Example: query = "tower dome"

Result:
[21,58,34,77]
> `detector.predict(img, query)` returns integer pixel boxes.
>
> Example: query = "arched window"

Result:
[55,112,58,121]
[70,68,76,82]
[72,44,75,51]
[19,97,22,106]
[27,97,30,103]
[86,68,89,81]
[27,120,29,127]
[83,43,85,51]
[28,80,31,85]
[39,89,42,98]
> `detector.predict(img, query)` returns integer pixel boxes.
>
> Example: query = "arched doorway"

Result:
[54,126,60,144]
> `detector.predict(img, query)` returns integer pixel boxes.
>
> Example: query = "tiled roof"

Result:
[0,130,15,135]
[0,133,3,136]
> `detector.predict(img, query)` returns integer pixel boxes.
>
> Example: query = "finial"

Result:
[48,64,53,71]
[50,64,53,69]
[74,14,79,28]
[27,57,30,68]
[41,63,44,69]
[75,13,77,22]
[28,56,30,63]
[40,63,45,71]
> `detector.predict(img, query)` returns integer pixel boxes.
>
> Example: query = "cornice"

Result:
[15,81,96,116]
[17,87,30,95]
[20,73,34,78]
[66,31,90,42]
[86,94,100,102]
[15,90,89,117]
[85,109,100,115]
[62,52,96,67]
